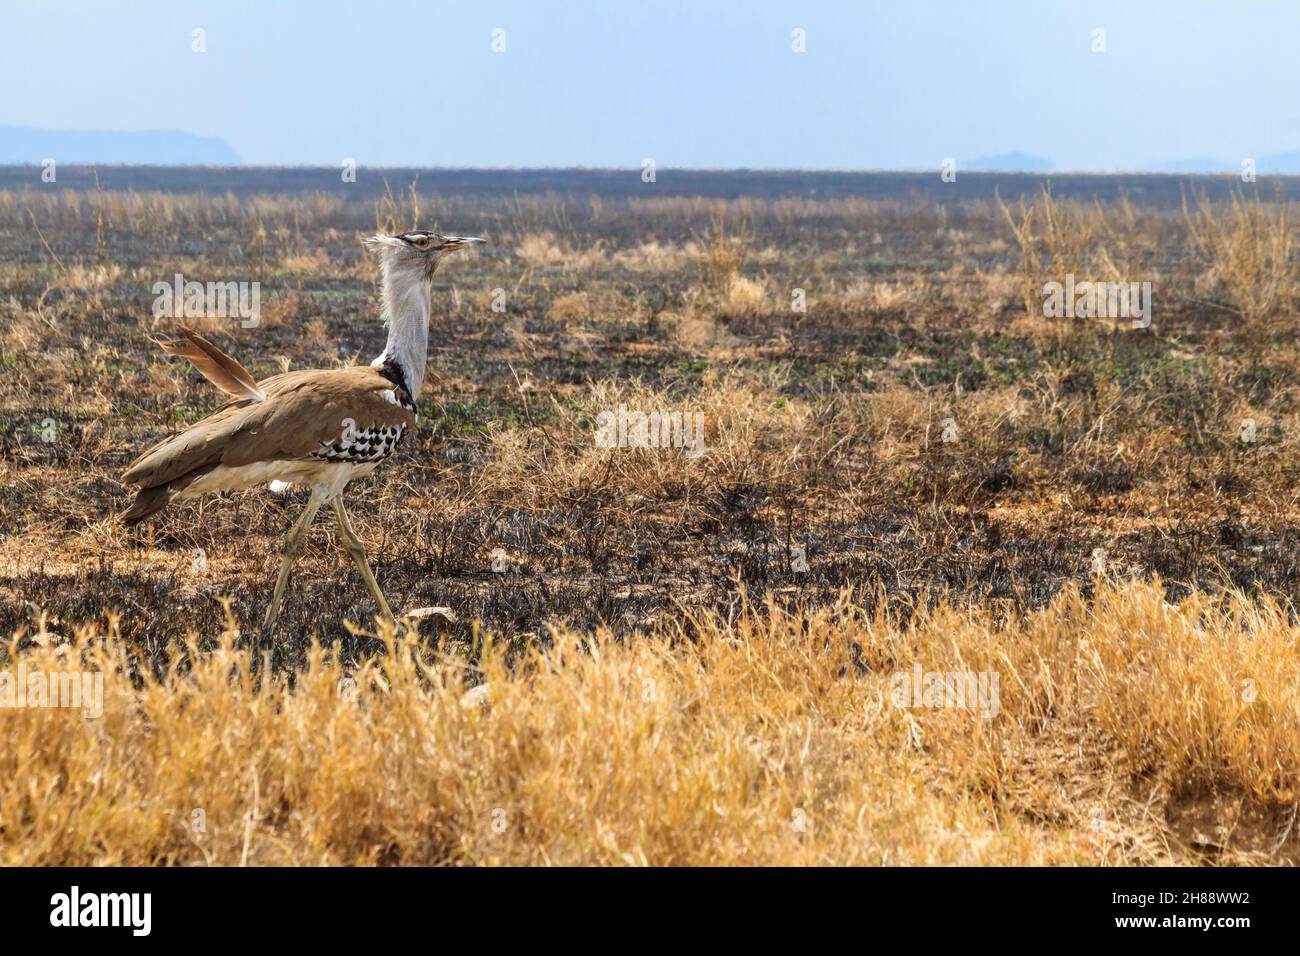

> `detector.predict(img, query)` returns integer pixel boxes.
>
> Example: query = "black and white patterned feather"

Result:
[313,421,408,464]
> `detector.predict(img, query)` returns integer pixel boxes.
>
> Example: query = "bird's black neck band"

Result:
[377,355,415,402]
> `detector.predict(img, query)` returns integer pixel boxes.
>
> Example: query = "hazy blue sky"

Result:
[2,0,1298,170]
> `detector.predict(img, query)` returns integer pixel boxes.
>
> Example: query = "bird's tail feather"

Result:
[151,325,266,402]
[120,485,175,526]
[120,467,212,526]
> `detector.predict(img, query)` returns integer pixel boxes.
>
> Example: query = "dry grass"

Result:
[6,172,1300,865]
[2,579,1296,865]
[1183,190,1299,324]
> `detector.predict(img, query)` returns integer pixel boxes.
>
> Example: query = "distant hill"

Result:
[1147,157,1237,174]
[1256,150,1300,174]
[0,125,240,165]
[962,152,1053,172]
[1149,152,1300,175]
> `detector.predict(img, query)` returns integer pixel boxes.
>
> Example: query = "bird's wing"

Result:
[122,366,417,489]
[151,326,266,402]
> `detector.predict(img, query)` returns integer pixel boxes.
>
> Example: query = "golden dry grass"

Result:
[7,174,1300,866]
[3,579,1297,865]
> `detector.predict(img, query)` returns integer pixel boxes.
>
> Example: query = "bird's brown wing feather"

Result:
[122,367,416,489]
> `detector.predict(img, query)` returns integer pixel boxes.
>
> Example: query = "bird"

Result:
[120,231,486,635]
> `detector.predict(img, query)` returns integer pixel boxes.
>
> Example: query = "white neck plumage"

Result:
[371,257,432,399]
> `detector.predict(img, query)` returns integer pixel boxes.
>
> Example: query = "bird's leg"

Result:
[262,493,325,637]
[331,498,396,627]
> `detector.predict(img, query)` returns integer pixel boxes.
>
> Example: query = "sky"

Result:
[2,0,1299,170]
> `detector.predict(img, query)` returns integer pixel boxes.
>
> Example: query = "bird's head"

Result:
[364,231,487,279]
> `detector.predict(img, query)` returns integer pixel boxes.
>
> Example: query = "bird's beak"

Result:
[441,236,487,252]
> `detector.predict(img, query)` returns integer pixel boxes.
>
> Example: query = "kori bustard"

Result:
[120,231,486,634]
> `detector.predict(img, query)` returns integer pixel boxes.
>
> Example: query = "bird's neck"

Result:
[371,264,431,400]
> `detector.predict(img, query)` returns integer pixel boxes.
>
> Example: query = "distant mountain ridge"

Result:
[957,149,1300,176]
[962,152,1053,172]
[5,127,1300,176]
[1145,151,1300,174]
[1147,157,1238,174]
[1252,150,1300,174]
[0,125,239,165]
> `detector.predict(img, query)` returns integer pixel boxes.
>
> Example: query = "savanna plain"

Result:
[2,168,1299,865]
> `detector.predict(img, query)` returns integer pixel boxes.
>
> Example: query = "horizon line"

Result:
[0,162,1283,178]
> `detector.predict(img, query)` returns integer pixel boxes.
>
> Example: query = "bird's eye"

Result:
[413,236,432,249]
